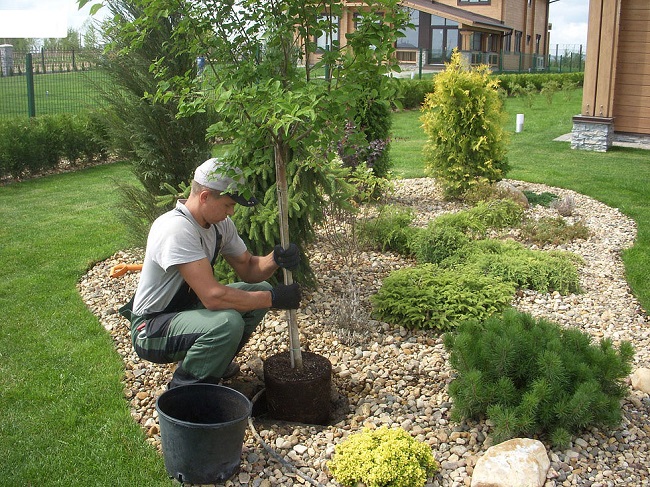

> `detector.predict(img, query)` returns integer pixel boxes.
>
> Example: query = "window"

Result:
[458,0,490,4]
[431,15,446,25]
[316,14,339,50]
[503,32,512,52]
[397,8,419,49]
[535,34,541,54]
[487,34,499,52]
[514,31,522,53]
[430,15,459,27]
[471,33,482,51]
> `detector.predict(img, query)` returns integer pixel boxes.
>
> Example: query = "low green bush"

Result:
[395,78,436,109]
[394,73,584,108]
[523,190,558,207]
[0,112,109,179]
[371,263,515,331]
[510,83,538,108]
[358,205,416,254]
[328,426,439,487]
[541,79,561,105]
[469,199,525,230]
[411,223,470,265]
[494,72,584,95]
[419,199,524,242]
[520,216,591,246]
[444,309,634,447]
[442,239,582,295]
[430,211,487,237]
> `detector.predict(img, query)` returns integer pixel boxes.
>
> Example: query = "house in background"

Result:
[312,0,553,71]
[571,0,650,151]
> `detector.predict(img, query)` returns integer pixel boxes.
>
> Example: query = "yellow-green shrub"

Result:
[421,50,509,199]
[328,426,439,487]
[371,264,515,330]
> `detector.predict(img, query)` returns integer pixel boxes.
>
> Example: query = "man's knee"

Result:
[201,309,245,350]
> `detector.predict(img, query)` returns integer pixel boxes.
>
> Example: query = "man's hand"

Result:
[270,283,301,309]
[273,243,300,271]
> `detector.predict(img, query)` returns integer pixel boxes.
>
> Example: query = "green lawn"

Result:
[0,162,174,486]
[0,70,108,119]
[389,88,650,313]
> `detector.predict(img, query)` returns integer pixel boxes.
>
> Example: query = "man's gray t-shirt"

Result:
[132,200,247,316]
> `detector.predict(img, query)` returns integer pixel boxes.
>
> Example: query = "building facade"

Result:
[312,0,552,71]
[572,0,650,150]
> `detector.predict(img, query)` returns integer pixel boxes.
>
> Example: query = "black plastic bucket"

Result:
[155,384,252,484]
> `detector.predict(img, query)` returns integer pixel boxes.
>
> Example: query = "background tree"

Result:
[0,38,38,51]
[95,0,213,221]
[43,29,83,51]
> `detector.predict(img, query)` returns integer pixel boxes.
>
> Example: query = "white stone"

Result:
[631,368,650,394]
[471,438,550,487]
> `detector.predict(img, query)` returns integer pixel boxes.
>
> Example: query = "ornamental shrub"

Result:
[358,205,417,255]
[328,426,439,487]
[440,239,582,295]
[371,264,515,331]
[415,198,524,246]
[421,50,509,199]
[523,190,558,207]
[520,216,591,246]
[0,113,109,179]
[411,223,470,265]
[468,199,524,230]
[444,309,634,447]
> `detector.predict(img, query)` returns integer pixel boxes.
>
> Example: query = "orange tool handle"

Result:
[109,263,143,278]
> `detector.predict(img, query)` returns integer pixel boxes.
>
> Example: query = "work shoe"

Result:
[221,361,240,380]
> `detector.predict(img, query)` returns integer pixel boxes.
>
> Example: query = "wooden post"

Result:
[274,142,303,370]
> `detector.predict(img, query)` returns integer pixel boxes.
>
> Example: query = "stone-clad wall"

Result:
[571,116,614,152]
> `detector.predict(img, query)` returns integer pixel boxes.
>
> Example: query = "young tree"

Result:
[81,0,409,368]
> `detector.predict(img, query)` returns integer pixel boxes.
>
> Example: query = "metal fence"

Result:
[0,48,108,120]
[408,44,585,77]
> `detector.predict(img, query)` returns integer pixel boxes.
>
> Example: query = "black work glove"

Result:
[273,243,300,271]
[270,283,301,309]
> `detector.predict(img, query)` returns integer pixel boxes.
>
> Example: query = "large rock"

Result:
[495,181,530,209]
[471,438,549,487]
[631,367,650,394]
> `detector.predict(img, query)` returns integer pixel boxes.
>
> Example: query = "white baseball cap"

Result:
[193,158,258,207]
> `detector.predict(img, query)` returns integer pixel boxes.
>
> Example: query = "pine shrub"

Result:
[523,190,558,207]
[411,223,470,265]
[520,217,591,246]
[371,264,515,331]
[444,309,634,447]
[358,205,417,254]
[469,199,524,230]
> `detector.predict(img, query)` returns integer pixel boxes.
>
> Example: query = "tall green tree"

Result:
[0,38,37,51]
[82,0,409,367]
[96,0,213,195]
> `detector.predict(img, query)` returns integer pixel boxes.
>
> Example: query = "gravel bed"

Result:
[78,178,650,487]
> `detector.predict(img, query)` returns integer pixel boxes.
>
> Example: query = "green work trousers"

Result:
[132,281,271,381]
